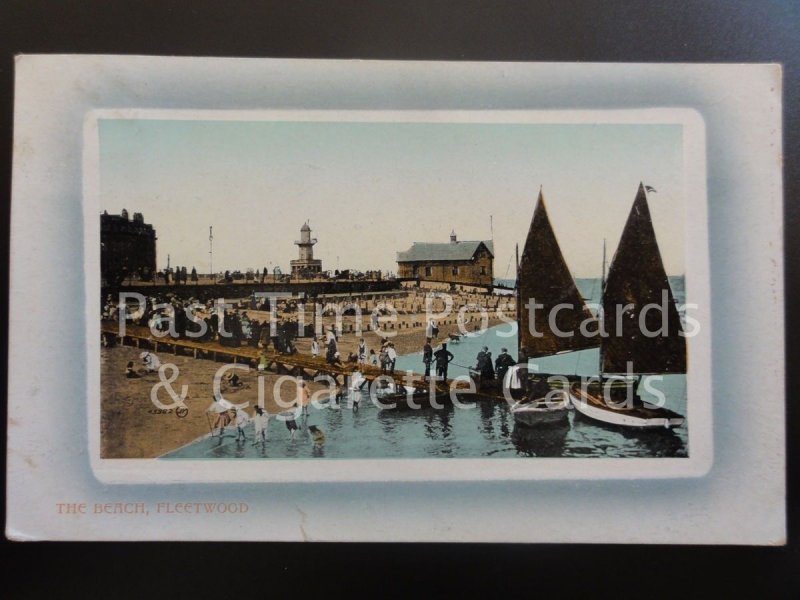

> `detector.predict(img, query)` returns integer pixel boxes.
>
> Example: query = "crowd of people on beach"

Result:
[302,326,400,376]
[102,292,299,353]
[306,325,457,382]
[101,281,534,463]
[105,287,527,448]
[112,317,529,461]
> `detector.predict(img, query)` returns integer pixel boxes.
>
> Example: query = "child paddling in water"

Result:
[297,378,311,417]
[284,403,300,440]
[234,408,250,441]
[308,425,325,446]
[252,406,268,445]
[207,395,235,437]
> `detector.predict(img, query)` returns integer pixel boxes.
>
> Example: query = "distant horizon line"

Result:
[495,274,686,282]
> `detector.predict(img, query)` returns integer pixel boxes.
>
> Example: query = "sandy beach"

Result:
[101,346,330,458]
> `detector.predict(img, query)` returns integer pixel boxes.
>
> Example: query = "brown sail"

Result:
[601,183,686,374]
[517,190,599,358]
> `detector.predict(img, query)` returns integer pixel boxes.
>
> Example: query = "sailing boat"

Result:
[504,189,600,425]
[568,183,686,429]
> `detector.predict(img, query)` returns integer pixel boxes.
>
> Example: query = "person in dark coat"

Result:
[219,311,235,347]
[475,346,494,380]
[203,316,214,341]
[230,312,243,346]
[433,343,454,380]
[250,320,262,347]
[422,338,433,380]
[494,347,516,383]
[326,337,338,364]
[258,324,271,349]
[209,312,219,338]
[174,303,187,338]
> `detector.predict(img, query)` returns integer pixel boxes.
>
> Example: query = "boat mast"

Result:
[599,239,605,380]
[601,238,607,288]
[209,226,213,278]
[515,242,520,356]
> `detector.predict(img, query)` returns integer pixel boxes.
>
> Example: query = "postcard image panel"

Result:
[87,108,711,482]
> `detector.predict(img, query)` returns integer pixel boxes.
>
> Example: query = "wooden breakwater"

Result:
[101,322,493,398]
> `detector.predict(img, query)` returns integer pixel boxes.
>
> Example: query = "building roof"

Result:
[397,240,494,263]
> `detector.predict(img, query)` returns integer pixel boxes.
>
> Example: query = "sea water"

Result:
[162,277,688,460]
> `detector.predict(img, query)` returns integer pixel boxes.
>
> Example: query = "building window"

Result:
[425,266,432,277]
[452,266,459,276]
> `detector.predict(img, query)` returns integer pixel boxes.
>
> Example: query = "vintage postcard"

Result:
[7,56,783,543]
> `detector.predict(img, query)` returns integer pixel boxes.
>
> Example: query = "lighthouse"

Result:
[290,221,323,277]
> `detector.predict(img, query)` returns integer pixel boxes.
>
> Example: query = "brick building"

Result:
[397,231,494,286]
[101,209,157,285]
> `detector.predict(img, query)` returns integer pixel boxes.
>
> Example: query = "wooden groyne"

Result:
[101,322,479,395]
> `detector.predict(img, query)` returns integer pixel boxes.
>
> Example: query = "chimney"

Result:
[450,229,457,243]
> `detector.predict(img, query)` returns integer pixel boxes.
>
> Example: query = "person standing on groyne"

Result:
[433,343,454,380]
[423,338,433,380]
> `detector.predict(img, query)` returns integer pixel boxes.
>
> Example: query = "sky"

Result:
[99,118,685,277]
